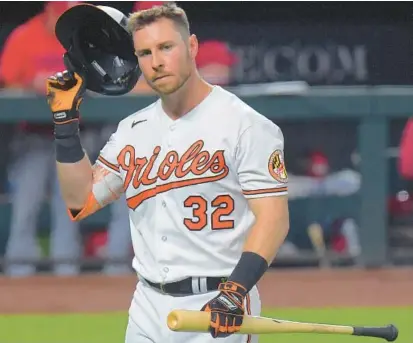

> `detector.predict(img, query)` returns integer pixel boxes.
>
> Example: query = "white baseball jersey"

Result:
[91,86,288,283]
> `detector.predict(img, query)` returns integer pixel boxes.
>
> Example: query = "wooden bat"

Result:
[307,222,331,268]
[167,310,398,341]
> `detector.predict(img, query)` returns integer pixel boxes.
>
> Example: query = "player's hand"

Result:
[46,71,86,126]
[201,281,247,338]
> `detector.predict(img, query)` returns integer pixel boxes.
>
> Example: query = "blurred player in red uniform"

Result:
[0,2,131,276]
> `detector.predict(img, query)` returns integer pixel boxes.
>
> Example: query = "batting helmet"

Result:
[55,4,140,96]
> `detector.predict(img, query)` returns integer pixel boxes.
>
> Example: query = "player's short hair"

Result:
[127,2,190,38]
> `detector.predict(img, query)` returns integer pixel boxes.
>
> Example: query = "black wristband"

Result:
[55,135,85,163]
[54,119,79,139]
[228,252,269,293]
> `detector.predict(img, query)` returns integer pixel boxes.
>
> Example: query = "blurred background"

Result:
[0,1,412,277]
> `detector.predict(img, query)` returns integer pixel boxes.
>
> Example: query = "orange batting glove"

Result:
[201,281,247,338]
[46,71,86,136]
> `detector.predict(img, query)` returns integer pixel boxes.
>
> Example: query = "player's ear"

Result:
[188,34,198,60]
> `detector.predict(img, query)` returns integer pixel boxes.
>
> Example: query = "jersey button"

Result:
[162,201,166,208]
[163,267,169,273]
[162,236,167,241]
[170,124,176,131]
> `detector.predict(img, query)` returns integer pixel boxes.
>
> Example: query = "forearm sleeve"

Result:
[68,164,125,221]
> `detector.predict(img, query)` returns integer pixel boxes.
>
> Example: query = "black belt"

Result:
[144,276,228,296]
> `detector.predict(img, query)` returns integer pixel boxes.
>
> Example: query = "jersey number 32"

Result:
[183,195,235,231]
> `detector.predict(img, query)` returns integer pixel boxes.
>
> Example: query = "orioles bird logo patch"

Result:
[268,150,288,183]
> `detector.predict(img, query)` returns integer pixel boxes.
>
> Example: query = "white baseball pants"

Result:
[125,280,261,343]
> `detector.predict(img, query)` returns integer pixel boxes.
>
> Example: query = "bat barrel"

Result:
[352,324,398,342]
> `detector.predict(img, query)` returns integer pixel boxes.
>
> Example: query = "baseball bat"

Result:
[307,222,331,268]
[167,310,398,341]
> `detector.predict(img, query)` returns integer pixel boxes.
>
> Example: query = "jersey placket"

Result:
[155,118,179,283]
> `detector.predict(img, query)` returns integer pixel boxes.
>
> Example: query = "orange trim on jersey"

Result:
[67,192,102,222]
[97,155,119,173]
[242,187,288,196]
[245,293,251,343]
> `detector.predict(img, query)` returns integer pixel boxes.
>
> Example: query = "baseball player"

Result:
[46,3,289,343]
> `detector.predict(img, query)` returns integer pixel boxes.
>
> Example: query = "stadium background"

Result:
[0,2,412,343]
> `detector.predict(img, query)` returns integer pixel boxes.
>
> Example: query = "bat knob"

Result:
[353,324,399,341]
[386,324,399,342]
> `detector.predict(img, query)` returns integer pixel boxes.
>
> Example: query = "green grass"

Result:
[0,313,126,343]
[0,307,411,343]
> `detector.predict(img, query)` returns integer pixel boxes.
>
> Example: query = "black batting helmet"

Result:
[55,4,140,96]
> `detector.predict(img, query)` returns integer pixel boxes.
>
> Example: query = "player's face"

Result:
[133,18,195,95]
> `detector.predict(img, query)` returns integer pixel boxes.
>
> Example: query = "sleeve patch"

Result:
[268,150,288,183]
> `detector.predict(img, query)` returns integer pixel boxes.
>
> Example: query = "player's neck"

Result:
[161,74,213,121]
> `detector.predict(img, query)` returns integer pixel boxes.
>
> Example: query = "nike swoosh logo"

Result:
[131,119,147,128]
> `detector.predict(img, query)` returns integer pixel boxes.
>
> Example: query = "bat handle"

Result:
[352,324,398,342]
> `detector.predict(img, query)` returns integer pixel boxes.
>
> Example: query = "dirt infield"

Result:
[0,268,412,314]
